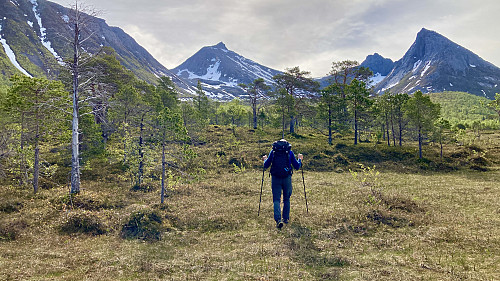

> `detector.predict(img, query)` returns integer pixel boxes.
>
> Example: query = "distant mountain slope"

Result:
[429,91,498,126]
[0,0,182,84]
[374,28,500,99]
[173,42,281,100]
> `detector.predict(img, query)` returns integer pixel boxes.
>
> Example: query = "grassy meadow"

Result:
[1,127,499,280]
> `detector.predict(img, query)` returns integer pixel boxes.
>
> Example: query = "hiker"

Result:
[262,139,303,229]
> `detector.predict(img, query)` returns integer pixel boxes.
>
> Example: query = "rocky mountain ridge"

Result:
[371,28,500,99]
[0,0,182,85]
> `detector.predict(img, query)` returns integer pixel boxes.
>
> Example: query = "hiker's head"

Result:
[279,138,287,142]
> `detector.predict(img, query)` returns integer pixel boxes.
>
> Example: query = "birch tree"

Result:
[65,1,101,193]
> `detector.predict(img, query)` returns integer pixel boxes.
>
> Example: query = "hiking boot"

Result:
[276,220,284,229]
[283,219,289,224]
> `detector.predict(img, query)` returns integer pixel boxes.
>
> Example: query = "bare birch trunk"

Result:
[70,21,81,194]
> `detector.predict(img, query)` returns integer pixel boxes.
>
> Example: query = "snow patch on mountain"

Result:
[421,60,432,77]
[368,73,386,87]
[227,54,275,83]
[381,80,399,92]
[177,60,224,82]
[0,23,32,77]
[29,0,63,65]
[412,60,422,72]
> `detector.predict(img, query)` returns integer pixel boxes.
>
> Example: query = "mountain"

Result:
[373,28,500,99]
[360,53,394,87]
[0,0,183,85]
[173,42,281,100]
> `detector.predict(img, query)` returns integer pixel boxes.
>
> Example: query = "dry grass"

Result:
[1,128,500,280]
[1,166,499,280]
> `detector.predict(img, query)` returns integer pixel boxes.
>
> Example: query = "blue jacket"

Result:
[263,150,302,170]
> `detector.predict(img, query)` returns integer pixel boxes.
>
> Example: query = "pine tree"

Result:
[273,67,319,134]
[239,78,270,129]
[345,79,372,145]
[5,75,67,193]
[404,91,441,159]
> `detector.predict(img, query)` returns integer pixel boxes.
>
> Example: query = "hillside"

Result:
[429,91,499,128]
[0,0,179,84]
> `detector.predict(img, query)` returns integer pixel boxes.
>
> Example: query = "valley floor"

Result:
[1,167,499,280]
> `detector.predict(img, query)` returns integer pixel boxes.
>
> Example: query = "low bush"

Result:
[120,209,164,241]
[59,211,106,236]
[0,220,28,241]
[131,182,156,193]
[0,201,22,213]
[52,192,124,211]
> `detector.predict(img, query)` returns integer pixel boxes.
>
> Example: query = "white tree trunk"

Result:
[70,22,80,194]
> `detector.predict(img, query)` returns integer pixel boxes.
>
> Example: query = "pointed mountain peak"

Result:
[213,42,228,50]
[417,27,435,35]
[415,28,448,44]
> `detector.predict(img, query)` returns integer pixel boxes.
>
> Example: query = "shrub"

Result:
[131,183,156,193]
[0,201,22,213]
[0,220,28,241]
[120,209,163,241]
[59,211,106,236]
[53,192,124,211]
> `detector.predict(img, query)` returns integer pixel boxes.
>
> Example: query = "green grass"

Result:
[1,127,500,280]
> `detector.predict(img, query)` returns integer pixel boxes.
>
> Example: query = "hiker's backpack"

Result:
[270,140,292,178]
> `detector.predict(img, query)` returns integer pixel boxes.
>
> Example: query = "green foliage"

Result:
[232,162,246,174]
[216,98,248,126]
[429,91,499,129]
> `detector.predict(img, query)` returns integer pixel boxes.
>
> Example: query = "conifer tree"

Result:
[5,75,67,193]
[345,79,372,145]
[239,78,270,129]
[404,91,441,159]
[273,67,319,134]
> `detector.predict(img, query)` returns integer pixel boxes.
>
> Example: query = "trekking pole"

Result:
[301,165,309,214]
[258,166,265,216]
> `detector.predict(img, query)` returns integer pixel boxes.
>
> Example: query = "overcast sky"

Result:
[50,0,500,78]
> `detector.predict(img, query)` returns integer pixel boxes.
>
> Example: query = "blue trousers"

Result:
[271,175,293,222]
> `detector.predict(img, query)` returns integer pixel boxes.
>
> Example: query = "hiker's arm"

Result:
[263,151,273,169]
[290,151,303,169]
